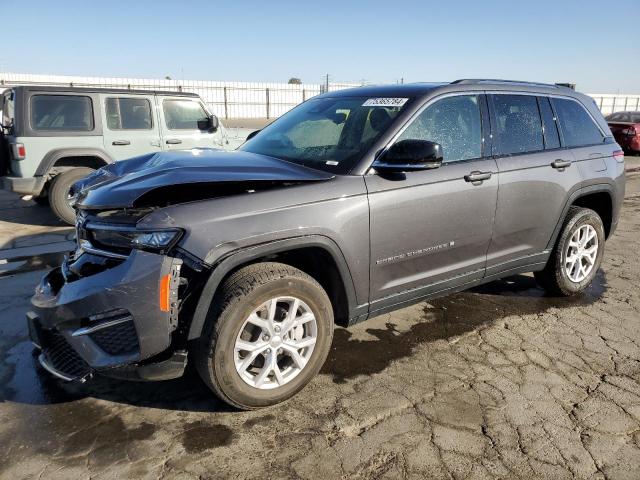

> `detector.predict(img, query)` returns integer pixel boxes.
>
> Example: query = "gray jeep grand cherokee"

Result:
[28,80,625,409]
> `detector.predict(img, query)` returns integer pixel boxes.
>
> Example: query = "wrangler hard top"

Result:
[0,85,230,223]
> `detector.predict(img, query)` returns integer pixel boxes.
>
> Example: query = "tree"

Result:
[288,77,302,85]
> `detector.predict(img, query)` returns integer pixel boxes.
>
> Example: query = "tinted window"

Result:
[163,100,208,130]
[491,95,543,155]
[631,113,640,123]
[398,95,482,162]
[106,97,152,130]
[538,97,561,149]
[241,96,409,174]
[553,98,604,147]
[31,95,93,131]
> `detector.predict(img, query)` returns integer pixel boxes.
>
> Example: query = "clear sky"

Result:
[2,0,638,93]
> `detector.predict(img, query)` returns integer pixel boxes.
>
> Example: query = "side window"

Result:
[552,98,604,147]
[163,99,208,130]
[538,97,561,149]
[491,94,543,155]
[397,95,482,162]
[106,97,152,130]
[31,95,94,131]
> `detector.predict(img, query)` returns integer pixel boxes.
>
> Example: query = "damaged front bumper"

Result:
[28,248,188,382]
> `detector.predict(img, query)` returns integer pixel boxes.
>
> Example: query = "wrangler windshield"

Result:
[239,96,412,174]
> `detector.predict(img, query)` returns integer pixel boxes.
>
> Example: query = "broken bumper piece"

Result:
[28,249,185,382]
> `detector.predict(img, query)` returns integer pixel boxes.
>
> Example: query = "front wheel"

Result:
[534,206,605,296]
[194,262,334,410]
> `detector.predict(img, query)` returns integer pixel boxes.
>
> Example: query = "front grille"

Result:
[41,329,91,379]
[89,320,139,356]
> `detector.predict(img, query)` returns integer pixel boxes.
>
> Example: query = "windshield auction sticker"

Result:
[362,98,408,107]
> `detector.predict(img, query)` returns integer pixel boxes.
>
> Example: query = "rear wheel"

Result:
[534,206,605,296]
[49,167,94,224]
[194,262,334,410]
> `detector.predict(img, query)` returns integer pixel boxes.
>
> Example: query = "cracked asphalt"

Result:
[0,173,639,479]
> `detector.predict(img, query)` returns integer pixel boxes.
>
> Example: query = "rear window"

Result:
[553,98,604,147]
[106,97,153,130]
[162,99,208,130]
[31,95,94,131]
[491,94,544,155]
[1,91,13,129]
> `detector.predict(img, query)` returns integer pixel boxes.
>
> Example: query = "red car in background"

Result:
[606,111,640,154]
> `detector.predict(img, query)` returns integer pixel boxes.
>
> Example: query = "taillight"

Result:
[613,150,625,162]
[11,143,26,160]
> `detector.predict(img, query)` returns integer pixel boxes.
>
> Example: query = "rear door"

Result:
[100,93,162,160]
[485,93,582,274]
[366,93,498,308]
[158,96,215,150]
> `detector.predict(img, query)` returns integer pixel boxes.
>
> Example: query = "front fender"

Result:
[186,235,363,340]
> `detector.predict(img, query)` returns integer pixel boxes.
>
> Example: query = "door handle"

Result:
[166,139,182,145]
[112,140,130,146]
[551,159,572,169]
[464,171,492,183]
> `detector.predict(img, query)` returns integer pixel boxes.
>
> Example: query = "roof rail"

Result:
[451,79,560,88]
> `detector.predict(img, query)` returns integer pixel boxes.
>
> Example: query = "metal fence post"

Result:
[266,88,270,119]
[223,87,228,119]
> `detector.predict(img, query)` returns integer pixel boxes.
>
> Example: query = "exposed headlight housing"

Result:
[87,224,182,255]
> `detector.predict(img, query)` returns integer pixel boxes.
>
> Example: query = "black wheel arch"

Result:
[35,148,113,177]
[187,235,364,340]
[546,183,616,251]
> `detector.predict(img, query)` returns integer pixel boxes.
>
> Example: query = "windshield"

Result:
[239,96,412,174]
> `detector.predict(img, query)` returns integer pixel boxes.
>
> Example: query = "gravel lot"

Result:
[0,169,639,479]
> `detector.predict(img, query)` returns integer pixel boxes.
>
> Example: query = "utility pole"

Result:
[325,73,330,92]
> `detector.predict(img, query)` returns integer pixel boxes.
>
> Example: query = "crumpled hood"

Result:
[73,149,334,209]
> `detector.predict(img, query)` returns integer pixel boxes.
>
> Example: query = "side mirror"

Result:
[198,114,219,132]
[374,139,443,173]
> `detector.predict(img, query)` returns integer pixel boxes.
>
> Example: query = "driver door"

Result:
[365,94,498,311]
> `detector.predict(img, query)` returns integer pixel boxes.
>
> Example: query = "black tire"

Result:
[534,206,605,296]
[49,167,94,224]
[194,262,334,410]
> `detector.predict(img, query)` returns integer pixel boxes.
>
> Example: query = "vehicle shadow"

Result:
[0,191,64,227]
[2,271,607,413]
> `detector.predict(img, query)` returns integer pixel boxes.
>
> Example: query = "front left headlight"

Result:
[88,225,182,254]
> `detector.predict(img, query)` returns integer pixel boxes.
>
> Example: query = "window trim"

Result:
[29,94,95,132]
[372,92,489,169]
[105,96,154,131]
[162,98,209,131]
[537,96,562,151]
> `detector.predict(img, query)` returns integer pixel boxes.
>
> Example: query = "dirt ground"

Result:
[0,173,639,479]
